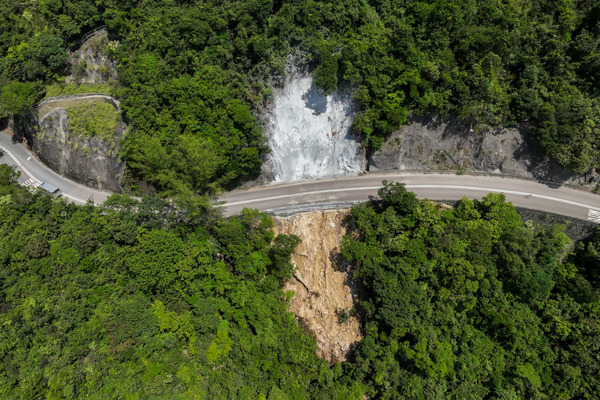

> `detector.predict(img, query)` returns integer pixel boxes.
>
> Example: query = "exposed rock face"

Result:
[262,73,365,183]
[16,96,126,192]
[369,114,598,187]
[67,29,119,85]
[274,210,363,364]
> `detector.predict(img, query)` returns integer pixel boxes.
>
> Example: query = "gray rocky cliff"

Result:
[67,29,119,85]
[369,115,598,188]
[16,97,126,192]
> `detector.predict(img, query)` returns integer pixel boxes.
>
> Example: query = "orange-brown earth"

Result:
[274,210,363,364]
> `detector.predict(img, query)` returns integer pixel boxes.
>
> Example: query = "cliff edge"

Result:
[16,95,126,192]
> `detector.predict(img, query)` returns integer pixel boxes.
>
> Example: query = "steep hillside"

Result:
[17,95,126,191]
[274,210,363,364]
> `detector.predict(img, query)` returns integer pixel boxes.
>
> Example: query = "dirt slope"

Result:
[274,210,363,364]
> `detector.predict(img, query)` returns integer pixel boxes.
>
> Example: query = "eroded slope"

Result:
[274,210,363,364]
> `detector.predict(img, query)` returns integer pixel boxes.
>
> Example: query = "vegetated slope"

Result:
[2,163,600,399]
[2,1,600,198]
[341,181,600,399]
[104,0,600,191]
[0,166,364,400]
[0,0,103,114]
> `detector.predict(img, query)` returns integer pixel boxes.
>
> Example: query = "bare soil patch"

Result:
[274,210,363,364]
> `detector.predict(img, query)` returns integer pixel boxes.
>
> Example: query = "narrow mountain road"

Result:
[2,129,599,221]
[36,94,120,119]
[0,130,111,204]
[223,174,600,222]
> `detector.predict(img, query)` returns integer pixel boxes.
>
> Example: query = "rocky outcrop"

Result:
[369,115,598,187]
[67,29,119,85]
[16,96,126,192]
[8,27,126,192]
[260,71,365,184]
[274,210,363,364]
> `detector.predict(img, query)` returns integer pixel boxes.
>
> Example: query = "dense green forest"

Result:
[1,0,600,197]
[342,181,600,398]
[2,2,600,396]
[0,165,364,399]
[2,167,600,399]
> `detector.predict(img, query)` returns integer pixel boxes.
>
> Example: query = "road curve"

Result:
[222,174,600,223]
[2,129,599,221]
[0,130,111,204]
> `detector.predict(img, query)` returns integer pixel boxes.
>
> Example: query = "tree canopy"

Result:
[0,171,363,399]
[341,181,600,398]
[1,0,600,195]
[1,173,600,399]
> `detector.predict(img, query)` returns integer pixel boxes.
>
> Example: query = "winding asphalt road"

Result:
[0,130,111,204]
[224,174,600,222]
[2,129,599,222]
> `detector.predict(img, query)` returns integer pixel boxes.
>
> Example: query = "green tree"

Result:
[0,81,38,116]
